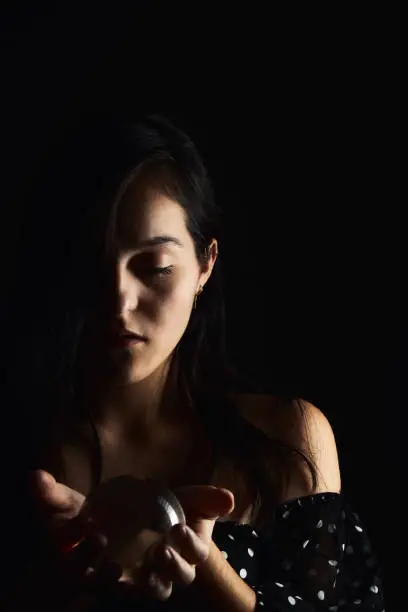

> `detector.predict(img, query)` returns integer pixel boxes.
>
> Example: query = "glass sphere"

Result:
[79,475,186,584]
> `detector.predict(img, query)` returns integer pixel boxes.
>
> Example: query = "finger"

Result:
[85,557,124,592]
[166,524,209,565]
[63,532,108,581]
[57,514,94,553]
[32,470,85,516]
[174,485,235,520]
[147,572,173,601]
[155,545,196,586]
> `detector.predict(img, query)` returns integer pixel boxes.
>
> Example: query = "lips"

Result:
[109,326,147,343]
[121,330,144,340]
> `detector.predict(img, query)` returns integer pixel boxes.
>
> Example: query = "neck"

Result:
[83,355,190,444]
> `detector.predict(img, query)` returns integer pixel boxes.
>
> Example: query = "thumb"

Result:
[174,485,235,521]
[31,469,85,516]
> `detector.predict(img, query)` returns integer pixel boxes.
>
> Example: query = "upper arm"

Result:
[296,399,342,494]
[233,393,342,502]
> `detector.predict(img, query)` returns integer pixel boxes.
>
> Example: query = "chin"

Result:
[108,363,149,385]
[111,361,161,386]
[101,344,173,385]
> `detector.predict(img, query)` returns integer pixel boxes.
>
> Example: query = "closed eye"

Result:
[127,252,175,278]
[149,265,174,276]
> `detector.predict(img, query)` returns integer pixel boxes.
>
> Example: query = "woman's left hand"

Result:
[139,485,235,601]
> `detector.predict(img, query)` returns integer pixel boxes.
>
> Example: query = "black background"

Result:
[1,4,402,605]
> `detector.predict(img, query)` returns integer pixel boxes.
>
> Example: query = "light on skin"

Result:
[84,179,218,449]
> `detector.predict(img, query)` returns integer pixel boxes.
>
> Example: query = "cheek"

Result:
[155,279,195,333]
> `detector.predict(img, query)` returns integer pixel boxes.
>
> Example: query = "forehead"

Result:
[116,178,189,250]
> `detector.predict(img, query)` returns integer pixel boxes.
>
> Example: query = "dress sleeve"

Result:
[251,493,385,610]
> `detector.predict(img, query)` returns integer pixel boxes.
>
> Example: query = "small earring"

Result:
[194,285,203,309]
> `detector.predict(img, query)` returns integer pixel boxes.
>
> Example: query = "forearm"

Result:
[195,540,257,612]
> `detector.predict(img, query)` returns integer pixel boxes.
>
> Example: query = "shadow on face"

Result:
[84,172,218,389]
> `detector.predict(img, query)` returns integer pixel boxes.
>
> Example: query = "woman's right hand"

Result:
[22,469,123,610]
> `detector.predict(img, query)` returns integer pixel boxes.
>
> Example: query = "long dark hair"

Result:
[7,112,317,531]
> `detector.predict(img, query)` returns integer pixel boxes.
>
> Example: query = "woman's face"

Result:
[88,176,217,387]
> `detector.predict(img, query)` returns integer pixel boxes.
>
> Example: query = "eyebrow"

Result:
[133,235,184,249]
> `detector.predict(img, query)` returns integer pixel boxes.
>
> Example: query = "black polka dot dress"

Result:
[212,492,385,610]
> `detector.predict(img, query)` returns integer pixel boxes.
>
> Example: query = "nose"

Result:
[115,257,139,320]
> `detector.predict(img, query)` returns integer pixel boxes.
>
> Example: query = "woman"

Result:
[2,114,385,610]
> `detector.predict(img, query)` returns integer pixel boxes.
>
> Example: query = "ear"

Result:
[198,238,219,288]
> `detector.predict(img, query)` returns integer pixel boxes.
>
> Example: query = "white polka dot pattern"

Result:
[210,492,384,611]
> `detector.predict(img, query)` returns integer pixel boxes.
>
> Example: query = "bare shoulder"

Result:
[229,392,342,497]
